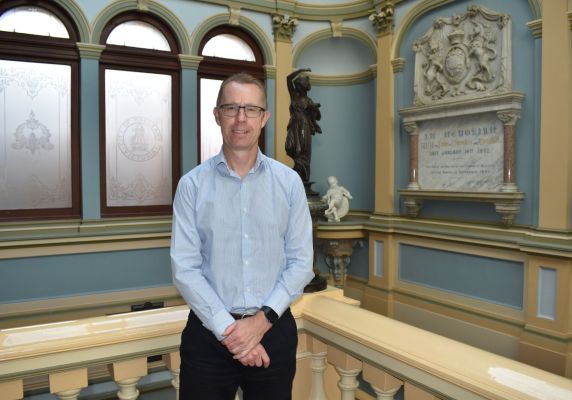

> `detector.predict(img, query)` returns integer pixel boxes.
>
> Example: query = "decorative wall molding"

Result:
[76,43,105,60]
[391,57,406,73]
[369,2,394,36]
[527,19,542,38]
[178,54,203,70]
[272,13,298,41]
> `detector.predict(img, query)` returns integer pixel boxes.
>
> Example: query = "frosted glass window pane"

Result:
[0,60,72,209]
[107,21,170,51]
[105,69,172,207]
[200,78,222,162]
[537,267,557,320]
[202,34,255,61]
[0,6,69,38]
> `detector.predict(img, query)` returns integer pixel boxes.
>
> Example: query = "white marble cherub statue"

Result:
[322,176,352,222]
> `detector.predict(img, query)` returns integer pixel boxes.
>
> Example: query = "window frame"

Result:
[99,12,181,218]
[197,26,266,163]
[0,0,81,222]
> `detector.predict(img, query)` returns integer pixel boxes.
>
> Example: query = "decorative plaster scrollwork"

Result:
[369,3,394,35]
[272,14,298,41]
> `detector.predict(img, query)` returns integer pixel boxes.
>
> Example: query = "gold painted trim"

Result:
[52,0,91,43]
[308,70,374,86]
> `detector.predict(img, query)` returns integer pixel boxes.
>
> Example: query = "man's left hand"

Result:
[222,311,271,358]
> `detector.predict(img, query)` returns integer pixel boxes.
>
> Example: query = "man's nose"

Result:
[236,107,247,120]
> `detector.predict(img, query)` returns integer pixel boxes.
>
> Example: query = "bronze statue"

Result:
[285,68,322,184]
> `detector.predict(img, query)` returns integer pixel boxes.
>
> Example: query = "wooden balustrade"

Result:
[2,288,572,399]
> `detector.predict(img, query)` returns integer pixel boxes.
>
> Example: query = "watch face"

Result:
[262,306,278,324]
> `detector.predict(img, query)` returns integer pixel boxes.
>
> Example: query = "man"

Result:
[171,73,314,400]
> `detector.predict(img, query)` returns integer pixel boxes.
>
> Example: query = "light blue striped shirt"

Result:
[171,150,314,340]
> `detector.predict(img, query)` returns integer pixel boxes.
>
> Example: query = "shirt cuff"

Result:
[208,309,236,341]
[264,287,292,318]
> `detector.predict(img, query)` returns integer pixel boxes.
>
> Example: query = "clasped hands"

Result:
[222,311,272,368]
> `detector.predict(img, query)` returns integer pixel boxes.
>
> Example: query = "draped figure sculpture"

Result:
[285,68,322,185]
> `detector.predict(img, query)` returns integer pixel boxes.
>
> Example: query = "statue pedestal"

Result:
[304,184,328,293]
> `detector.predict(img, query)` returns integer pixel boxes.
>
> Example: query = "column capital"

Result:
[77,43,105,60]
[369,2,394,36]
[272,14,298,42]
[391,57,406,73]
[179,54,203,70]
[497,110,520,126]
[403,121,418,134]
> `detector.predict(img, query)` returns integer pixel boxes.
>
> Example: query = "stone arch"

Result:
[91,0,191,54]
[190,13,275,65]
[292,26,376,70]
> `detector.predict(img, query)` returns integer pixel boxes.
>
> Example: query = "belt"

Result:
[230,312,256,320]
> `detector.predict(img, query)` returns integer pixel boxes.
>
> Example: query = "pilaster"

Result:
[538,0,572,229]
[370,3,396,215]
[272,14,297,166]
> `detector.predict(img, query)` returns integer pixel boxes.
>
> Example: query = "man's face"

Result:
[214,82,270,153]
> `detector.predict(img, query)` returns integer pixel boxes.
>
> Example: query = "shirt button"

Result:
[245,260,249,265]
[244,233,248,239]
[243,208,247,213]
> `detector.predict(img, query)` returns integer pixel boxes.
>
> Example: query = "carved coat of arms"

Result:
[413,5,511,105]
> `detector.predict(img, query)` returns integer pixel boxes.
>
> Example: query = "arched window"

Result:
[198,26,265,163]
[100,12,180,217]
[0,1,80,221]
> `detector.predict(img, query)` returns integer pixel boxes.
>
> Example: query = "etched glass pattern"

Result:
[106,21,170,51]
[0,6,69,38]
[200,78,222,162]
[105,69,172,207]
[202,34,255,61]
[0,60,72,209]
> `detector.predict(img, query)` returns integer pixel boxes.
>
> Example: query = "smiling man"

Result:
[171,73,314,400]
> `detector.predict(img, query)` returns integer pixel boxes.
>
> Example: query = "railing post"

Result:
[49,368,88,400]
[327,345,362,400]
[163,352,181,400]
[362,362,403,400]
[0,380,23,400]
[308,337,329,400]
[108,357,148,400]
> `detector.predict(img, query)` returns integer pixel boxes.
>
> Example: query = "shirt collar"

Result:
[215,148,266,176]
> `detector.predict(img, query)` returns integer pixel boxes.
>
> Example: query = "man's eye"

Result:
[227,105,239,111]
[246,106,259,112]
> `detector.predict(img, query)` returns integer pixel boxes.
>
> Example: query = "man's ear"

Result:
[260,110,270,128]
[213,107,221,126]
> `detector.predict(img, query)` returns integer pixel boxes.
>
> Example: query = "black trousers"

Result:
[179,308,298,400]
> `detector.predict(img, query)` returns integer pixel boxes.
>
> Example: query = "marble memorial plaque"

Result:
[418,113,503,191]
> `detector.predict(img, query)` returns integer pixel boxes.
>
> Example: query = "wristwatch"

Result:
[260,306,279,324]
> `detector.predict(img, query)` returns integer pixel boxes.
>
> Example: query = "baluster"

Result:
[327,345,362,400]
[308,337,329,400]
[49,368,88,400]
[108,357,148,400]
[0,380,23,400]
[163,352,180,400]
[362,362,402,400]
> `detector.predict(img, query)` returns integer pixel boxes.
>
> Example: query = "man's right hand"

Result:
[235,343,270,368]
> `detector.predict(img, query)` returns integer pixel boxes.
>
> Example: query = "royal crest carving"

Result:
[413,5,510,105]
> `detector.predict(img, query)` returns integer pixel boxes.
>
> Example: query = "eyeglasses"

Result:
[218,104,266,118]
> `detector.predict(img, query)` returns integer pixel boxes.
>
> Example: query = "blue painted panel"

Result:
[373,240,384,277]
[537,267,556,320]
[0,248,172,303]
[310,82,375,211]
[181,68,198,174]
[396,0,538,225]
[399,244,524,309]
[80,58,100,219]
